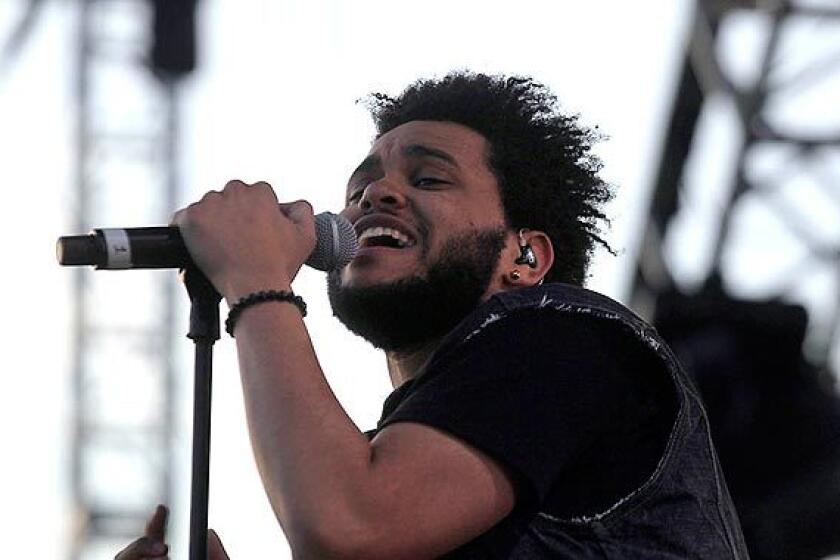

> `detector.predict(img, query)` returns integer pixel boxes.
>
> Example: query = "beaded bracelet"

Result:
[225,289,307,337]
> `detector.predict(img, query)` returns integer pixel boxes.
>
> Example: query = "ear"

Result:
[500,229,554,288]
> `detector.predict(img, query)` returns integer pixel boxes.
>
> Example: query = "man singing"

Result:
[117,72,749,559]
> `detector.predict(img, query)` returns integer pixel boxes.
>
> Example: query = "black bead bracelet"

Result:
[225,289,307,337]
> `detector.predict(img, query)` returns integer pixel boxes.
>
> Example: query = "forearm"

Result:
[170,186,390,553]
[231,300,376,554]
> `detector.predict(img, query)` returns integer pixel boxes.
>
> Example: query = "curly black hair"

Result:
[365,71,614,285]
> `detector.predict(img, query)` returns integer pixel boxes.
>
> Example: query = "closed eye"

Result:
[345,176,448,204]
[346,184,367,204]
[414,177,448,187]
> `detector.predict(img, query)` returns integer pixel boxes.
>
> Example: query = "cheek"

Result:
[339,206,365,234]
[455,210,505,231]
[410,196,503,259]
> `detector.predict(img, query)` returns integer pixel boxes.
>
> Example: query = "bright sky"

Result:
[1,1,696,558]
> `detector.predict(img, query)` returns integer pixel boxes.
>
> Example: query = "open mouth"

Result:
[357,226,416,249]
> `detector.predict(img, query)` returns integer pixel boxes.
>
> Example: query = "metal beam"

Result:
[69,1,180,557]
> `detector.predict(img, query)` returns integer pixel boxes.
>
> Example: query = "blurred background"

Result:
[1,0,839,558]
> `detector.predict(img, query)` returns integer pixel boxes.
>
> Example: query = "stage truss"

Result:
[68,0,181,557]
[630,1,840,558]
[631,0,840,371]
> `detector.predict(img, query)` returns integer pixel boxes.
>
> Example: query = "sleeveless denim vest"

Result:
[425,283,751,559]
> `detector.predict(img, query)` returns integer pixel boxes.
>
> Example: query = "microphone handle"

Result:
[57,227,192,270]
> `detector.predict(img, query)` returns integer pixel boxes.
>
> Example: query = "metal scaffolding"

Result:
[631,1,840,558]
[69,0,180,557]
[631,0,840,367]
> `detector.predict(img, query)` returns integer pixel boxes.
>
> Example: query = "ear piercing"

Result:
[509,269,522,281]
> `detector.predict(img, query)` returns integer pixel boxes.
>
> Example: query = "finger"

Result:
[281,200,314,224]
[170,202,202,226]
[250,180,279,203]
[208,529,232,560]
[223,179,248,192]
[113,536,168,560]
[145,504,168,541]
[200,189,222,202]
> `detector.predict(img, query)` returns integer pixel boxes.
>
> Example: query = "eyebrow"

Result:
[349,154,382,181]
[347,143,460,191]
[403,144,460,168]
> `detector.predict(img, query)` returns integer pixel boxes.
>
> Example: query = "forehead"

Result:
[369,120,490,167]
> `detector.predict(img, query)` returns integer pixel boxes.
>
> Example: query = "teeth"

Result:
[358,226,413,247]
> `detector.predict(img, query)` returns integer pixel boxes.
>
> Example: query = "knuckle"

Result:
[223,179,246,191]
[174,206,198,227]
[255,181,278,199]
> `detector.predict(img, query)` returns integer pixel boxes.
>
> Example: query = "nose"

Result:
[358,178,407,212]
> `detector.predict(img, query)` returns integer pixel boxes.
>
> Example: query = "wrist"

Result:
[222,274,293,306]
[225,289,307,337]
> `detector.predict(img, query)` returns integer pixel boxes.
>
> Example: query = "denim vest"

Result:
[434,283,751,559]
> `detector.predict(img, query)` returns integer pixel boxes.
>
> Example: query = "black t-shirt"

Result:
[366,306,677,555]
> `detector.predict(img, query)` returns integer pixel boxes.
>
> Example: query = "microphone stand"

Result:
[182,266,222,560]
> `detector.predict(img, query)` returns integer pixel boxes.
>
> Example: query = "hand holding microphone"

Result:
[57,181,358,301]
[173,181,318,300]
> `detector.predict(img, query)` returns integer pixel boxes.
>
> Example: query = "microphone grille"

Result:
[308,212,359,271]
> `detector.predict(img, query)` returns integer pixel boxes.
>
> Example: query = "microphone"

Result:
[56,212,359,272]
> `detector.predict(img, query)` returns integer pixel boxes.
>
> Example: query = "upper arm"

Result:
[341,421,516,560]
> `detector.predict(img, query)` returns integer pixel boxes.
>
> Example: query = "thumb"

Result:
[208,529,231,560]
[281,199,314,225]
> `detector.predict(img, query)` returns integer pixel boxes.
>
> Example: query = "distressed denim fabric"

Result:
[440,284,751,559]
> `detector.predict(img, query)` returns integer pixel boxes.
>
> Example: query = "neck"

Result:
[385,338,443,388]
[383,286,511,388]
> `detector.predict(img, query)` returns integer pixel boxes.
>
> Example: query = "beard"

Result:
[327,227,507,352]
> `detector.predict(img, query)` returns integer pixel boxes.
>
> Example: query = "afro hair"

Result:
[365,71,614,285]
